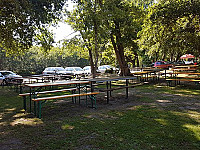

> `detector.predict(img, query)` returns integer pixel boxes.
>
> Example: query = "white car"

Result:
[98,65,119,73]
[0,73,5,85]
[65,67,84,76]
[0,71,23,85]
[42,67,68,75]
[83,66,91,74]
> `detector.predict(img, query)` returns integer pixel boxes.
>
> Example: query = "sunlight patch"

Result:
[5,108,16,111]
[183,124,200,140]
[187,111,200,122]
[127,105,143,110]
[10,118,43,126]
[62,124,75,130]
[155,119,167,125]
[13,113,27,118]
[156,100,172,103]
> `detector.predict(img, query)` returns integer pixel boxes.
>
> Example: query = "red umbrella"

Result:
[180,54,195,59]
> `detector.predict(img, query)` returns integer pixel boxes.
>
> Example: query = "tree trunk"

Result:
[93,0,99,78]
[81,31,96,78]
[110,27,130,76]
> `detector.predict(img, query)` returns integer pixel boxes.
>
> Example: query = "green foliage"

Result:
[1,46,89,75]
[138,0,200,61]
[0,0,66,53]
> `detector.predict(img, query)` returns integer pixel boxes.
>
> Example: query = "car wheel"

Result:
[2,79,8,85]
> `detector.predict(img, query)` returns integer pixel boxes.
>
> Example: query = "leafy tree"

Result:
[138,0,200,61]
[67,0,154,76]
[100,0,147,75]
[0,0,66,53]
[67,0,107,77]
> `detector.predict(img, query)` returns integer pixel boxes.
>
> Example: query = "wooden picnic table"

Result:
[23,75,57,83]
[87,76,139,103]
[131,70,160,81]
[171,68,197,72]
[173,65,198,68]
[22,80,93,117]
[166,72,200,86]
[168,72,200,76]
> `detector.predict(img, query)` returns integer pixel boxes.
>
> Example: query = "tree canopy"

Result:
[0,0,66,53]
[138,0,200,61]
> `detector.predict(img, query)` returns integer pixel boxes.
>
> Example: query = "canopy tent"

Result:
[180,54,195,59]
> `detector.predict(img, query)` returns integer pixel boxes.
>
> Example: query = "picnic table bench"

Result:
[32,92,99,119]
[19,87,77,112]
[166,72,200,86]
[88,76,140,103]
[19,80,99,118]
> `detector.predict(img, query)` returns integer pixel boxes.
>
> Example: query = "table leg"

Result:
[78,83,81,104]
[106,81,109,103]
[126,79,128,99]
[109,81,112,97]
[29,88,32,113]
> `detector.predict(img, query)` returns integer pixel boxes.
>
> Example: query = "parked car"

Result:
[173,61,185,66]
[154,61,173,69]
[42,67,68,75]
[0,73,5,85]
[98,65,119,73]
[83,66,91,75]
[0,71,23,85]
[65,67,84,76]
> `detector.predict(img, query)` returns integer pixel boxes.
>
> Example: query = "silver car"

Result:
[0,71,23,85]
[65,67,84,76]
[42,67,68,75]
[0,73,5,85]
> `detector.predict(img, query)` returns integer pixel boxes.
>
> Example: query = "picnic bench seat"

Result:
[32,92,100,119]
[98,83,144,103]
[166,78,200,86]
[19,88,77,111]
[98,84,143,92]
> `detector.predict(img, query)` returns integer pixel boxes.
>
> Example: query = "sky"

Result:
[50,1,77,44]
[51,0,158,44]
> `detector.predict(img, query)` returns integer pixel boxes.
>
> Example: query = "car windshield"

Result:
[84,66,90,70]
[74,68,83,71]
[0,72,16,76]
[66,68,73,71]
[84,67,90,70]
[104,65,111,68]
[55,68,65,71]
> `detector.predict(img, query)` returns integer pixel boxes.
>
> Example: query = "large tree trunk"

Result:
[110,26,130,75]
[93,0,99,78]
[81,31,96,78]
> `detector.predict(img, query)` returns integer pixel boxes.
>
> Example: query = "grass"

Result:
[0,83,200,150]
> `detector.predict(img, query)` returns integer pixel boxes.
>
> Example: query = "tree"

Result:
[0,0,66,53]
[67,0,106,77]
[67,0,153,76]
[101,0,147,75]
[138,0,200,61]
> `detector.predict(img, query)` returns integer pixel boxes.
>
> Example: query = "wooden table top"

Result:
[132,71,155,75]
[87,76,137,82]
[174,65,198,68]
[168,72,200,75]
[171,68,197,71]
[24,80,90,88]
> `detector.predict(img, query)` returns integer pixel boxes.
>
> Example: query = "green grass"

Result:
[0,84,200,150]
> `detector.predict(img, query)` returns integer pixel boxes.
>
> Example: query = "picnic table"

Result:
[19,80,99,118]
[171,68,197,72]
[23,75,58,83]
[166,72,200,86]
[131,70,160,81]
[87,76,140,103]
